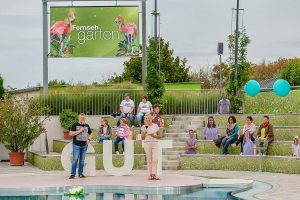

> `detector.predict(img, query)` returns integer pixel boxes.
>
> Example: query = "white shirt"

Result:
[139,101,152,113]
[292,143,299,156]
[141,123,159,142]
[120,99,134,113]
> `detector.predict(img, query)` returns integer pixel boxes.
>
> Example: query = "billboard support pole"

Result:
[42,0,48,96]
[142,0,147,90]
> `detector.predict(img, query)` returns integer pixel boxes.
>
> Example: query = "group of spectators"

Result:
[185,115,275,156]
[99,93,164,155]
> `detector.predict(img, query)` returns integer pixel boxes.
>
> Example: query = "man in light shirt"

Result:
[218,93,230,115]
[116,93,135,128]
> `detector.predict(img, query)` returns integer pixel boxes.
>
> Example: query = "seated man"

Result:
[152,105,164,128]
[116,93,135,128]
[185,129,198,154]
[255,115,274,156]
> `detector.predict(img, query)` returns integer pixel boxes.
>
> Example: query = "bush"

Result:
[281,59,300,86]
[59,109,78,130]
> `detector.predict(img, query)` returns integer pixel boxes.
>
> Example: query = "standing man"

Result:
[218,93,230,114]
[117,93,135,128]
[69,113,92,179]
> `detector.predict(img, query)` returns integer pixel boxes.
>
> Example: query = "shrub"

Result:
[59,109,78,130]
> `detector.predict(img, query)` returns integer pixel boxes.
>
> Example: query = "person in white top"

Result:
[141,113,161,180]
[116,93,135,127]
[291,136,300,157]
[136,96,153,126]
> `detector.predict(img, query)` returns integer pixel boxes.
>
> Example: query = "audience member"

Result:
[221,116,238,155]
[98,119,112,142]
[292,136,299,157]
[136,96,153,127]
[116,93,135,128]
[152,105,164,128]
[218,93,230,115]
[114,118,131,154]
[255,115,274,156]
[204,116,219,140]
[232,116,256,155]
[185,130,198,154]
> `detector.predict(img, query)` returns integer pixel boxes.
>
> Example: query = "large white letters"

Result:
[61,140,173,176]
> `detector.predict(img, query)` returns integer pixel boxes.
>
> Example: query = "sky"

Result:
[0,0,300,89]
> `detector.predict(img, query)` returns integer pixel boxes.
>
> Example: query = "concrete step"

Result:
[173,141,186,146]
[162,165,179,170]
[163,137,187,142]
[169,124,184,129]
[175,116,204,121]
[162,160,180,165]
[166,129,186,133]
[163,154,181,160]
[162,150,184,155]
[171,121,185,125]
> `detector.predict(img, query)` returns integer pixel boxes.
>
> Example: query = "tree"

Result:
[189,68,214,89]
[281,59,300,86]
[109,37,190,83]
[212,62,230,88]
[146,63,165,106]
[0,74,4,99]
[226,27,251,113]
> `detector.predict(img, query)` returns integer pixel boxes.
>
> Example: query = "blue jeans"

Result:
[117,113,135,127]
[136,111,149,125]
[71,144,88,176]
[98,136,111,143]
[114,137,125,152]
[221,136,237,155]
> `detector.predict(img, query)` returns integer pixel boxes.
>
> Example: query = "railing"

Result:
[35,89,220,115]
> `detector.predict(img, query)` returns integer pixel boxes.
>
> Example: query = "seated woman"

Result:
[232,116,256,155]
[136,96,153,127]
[204,116,219,140]
[98,119,112,142]
[221,116,238,155]
[114,118,131,154]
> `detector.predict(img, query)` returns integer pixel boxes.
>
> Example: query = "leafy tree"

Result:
[281,59,300,86]
[145,64,165,106]
[109,37,190,83]
[189,68,214,89]
[212,62,231,88]
[226,27,251,113]
[0,74,4,99]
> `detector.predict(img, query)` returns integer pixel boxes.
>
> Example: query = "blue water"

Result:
[0,188,242,200]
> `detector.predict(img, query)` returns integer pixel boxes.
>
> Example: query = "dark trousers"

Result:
[114,137,125,152]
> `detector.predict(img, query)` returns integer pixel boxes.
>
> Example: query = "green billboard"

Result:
[49,6,139,57]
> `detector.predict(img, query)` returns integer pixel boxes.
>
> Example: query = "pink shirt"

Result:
[116,125,131,140]
[141,123,159,142]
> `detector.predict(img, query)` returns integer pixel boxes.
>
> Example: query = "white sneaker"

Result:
[116,151,119,155]
[240,152,243,155]
[231,143,236,147]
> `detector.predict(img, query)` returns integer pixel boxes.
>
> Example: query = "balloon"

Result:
[273,79,291,97]
[244,80,260,97]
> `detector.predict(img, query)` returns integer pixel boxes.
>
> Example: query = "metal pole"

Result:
[154,0,158,51]
[234,0,239,82]
[142,0,147,89]
[219,54,222,94]
[43,1,48,96]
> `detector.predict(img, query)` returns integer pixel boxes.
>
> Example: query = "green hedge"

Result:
[180,155,300,174]
[196,140,291,156]
[28,152,145,171]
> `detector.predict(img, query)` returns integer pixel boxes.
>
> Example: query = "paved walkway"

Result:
[0,162,299,199]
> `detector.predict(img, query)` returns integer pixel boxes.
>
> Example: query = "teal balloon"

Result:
[273,79,290,97]
[245,80,260,97]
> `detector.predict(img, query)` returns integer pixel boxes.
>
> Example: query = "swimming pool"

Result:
[0,187,242,200]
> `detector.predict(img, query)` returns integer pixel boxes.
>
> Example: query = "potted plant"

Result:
[59,109,78,140]
[0,95,50,166]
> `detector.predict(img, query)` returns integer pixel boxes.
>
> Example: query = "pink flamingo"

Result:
[115,16,137,54]
[50,11,75,56]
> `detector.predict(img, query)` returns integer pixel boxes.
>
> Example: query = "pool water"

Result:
[0,188,242,200]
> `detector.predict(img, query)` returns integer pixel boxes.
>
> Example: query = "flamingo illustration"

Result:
[50,11,75,57]
[115,16,137,55]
